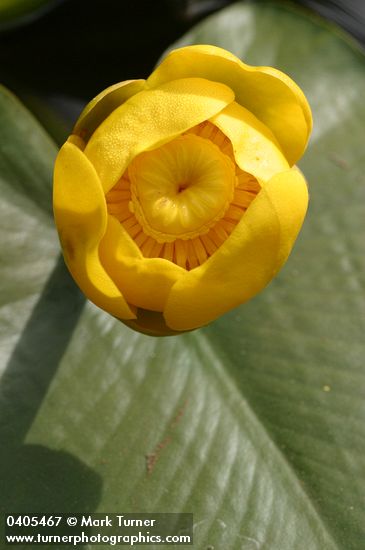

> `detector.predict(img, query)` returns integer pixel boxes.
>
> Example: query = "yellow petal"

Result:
[53,139,136,320]
[148,45,312,165]
[262,66,313,138]
[164,168,308,331]
[211,101,289,182]
[84,77,235,193]
[99,215,186,312]
[74,79,146,143]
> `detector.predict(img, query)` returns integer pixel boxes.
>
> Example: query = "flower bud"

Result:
[53,45,311,335]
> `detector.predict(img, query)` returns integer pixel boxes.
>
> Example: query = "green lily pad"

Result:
[1,2,365,549]
[0,0,59,30]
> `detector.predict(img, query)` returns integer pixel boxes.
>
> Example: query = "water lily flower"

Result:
[53,45,312,336]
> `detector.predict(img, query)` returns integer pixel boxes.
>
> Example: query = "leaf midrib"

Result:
[193,329,340,549]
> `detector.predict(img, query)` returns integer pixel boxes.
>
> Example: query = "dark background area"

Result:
[0,0,364,139]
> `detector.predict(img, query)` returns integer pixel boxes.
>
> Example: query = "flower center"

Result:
[128,134,236,243]
[106,122,261,270]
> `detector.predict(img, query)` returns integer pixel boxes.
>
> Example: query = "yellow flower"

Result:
[53,45,312,336]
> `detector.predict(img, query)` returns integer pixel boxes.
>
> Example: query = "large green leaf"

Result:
[1,2,365,549]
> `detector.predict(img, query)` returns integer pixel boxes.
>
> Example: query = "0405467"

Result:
[6,515,62,527]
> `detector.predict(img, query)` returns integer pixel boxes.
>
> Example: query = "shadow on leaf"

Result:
[0,256,102,549]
